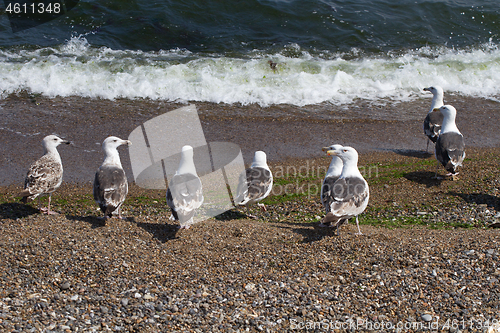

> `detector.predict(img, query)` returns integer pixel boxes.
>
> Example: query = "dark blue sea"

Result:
[1,0,499,106]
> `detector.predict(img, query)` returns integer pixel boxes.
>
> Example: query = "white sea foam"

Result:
[1,37,500,106]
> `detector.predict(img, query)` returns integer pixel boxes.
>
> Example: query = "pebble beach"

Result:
[1,95,500,332]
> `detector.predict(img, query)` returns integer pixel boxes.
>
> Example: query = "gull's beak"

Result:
[322,147,330,152]
[423,87,430,92]
[124,140,132,146]
[326,150,338,156]
[432,108,441,112]
[62,140,71,145]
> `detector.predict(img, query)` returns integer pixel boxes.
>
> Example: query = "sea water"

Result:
[0,0,499,106]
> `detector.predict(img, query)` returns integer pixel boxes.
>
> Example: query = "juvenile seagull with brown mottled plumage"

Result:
[321,146,369,236]
[18,135,70,214]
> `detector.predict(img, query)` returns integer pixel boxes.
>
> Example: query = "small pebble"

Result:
[245,283,255,291]
[421,314,432,322]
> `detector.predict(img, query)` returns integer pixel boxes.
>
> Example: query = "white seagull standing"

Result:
[322,146,369,236]
[93,136,131,219]
[319,144,344,227]
[423,86,444,151]
[433,105,465,180]
[19,135,70,214]
[166,145,204,229]
[235,151,273,218]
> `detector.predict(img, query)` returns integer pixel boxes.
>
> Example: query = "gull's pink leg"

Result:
[354,216,363,236]
[46,194,59,215]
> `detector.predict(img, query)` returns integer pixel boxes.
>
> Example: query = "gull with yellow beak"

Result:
[321,146,369,235]
[93,136,132,219]
[423,86,444,151]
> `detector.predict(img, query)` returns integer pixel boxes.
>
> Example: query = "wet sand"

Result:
[1,93,499,185]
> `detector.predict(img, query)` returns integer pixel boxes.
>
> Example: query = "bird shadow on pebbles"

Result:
[65,215,107,228]
[449,192,500,211]
[135,221,180,242]
[214,210,248,221]
[65,215,136,229]
[0,202,39,219]
[277,222,336,243]
[403,171,444,187]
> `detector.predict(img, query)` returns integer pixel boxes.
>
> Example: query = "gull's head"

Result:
[322,144,343,154]
[251,151,268,168]
[424,85,444,97]
[435,105,457,119]
[180,145,194,159]
[102,136,132,152]
[42,135,70,150]
[326,146,359,164]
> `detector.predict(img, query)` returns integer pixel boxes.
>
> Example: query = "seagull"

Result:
[423,86,444,151]
[93,136,131,219]
[19,135,70,214]
[319,144,344,227]
[322,146,369,236]
[166,145,204,229]
[433,105,465,180]
[235,151,273,218]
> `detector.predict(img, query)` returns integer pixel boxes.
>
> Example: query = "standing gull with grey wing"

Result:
[423,86,444,152]
[319,144,344,227]
[235,151,273,218]
[19,135,70,214]
[433,105,465,180]
[322,146,369,236]
[93,136,131,219]
[166,145,204,229]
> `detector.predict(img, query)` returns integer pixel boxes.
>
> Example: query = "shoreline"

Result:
[1,94,500,186]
